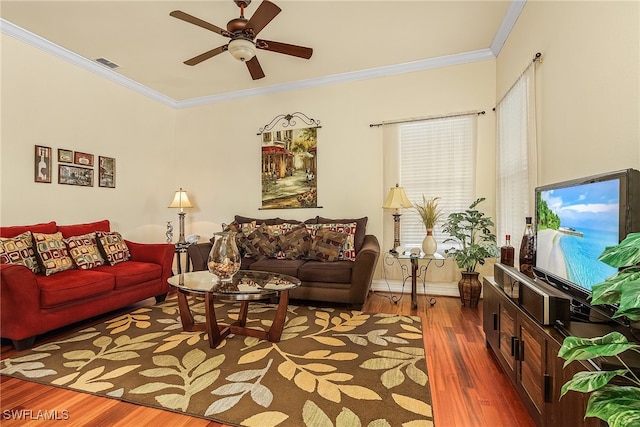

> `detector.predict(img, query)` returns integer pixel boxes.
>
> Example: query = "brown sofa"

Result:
[0,220,174,350]
[187,215,380,309]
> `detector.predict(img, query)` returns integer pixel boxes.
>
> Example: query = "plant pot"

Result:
[458,271,481,307]
[422,229,437,256]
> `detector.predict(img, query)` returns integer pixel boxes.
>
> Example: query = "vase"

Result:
[458,271,481,307]
[208,231,241,283]
[422,229,437,256]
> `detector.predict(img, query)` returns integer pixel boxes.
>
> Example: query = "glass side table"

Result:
[383,251,446,309]
[174,242,193,275]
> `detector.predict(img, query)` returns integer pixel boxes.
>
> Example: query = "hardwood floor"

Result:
[0,292,535,427]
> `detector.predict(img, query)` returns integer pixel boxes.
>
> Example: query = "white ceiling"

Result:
[1,0,524,107]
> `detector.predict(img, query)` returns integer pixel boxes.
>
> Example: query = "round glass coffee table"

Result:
[167,270,301,348]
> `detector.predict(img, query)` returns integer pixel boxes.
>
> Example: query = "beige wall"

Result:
[1,35,176,242]
[2,0,638,268]
[497,0,640,184]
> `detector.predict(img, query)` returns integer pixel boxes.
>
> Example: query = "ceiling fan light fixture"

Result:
[228,38,256,62]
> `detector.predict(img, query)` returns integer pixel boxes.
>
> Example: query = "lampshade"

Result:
[168,188,193,211]
[382,184,412,209]
[228,38,256,62]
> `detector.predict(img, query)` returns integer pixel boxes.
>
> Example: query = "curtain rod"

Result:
[369,110,485,128]
[494,52,543,109]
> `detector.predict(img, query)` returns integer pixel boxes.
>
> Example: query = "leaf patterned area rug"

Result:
[1,299,434,427]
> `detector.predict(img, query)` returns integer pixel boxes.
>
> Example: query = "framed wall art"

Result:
[74,152,94,167]
[34,145,52,183]
[98,156,116,188]
[58,149,73,163]
[59,165,93,187]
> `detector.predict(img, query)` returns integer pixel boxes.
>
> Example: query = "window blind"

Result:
[398,115,477,250]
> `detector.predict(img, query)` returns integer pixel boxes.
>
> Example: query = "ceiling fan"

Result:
[170,0,313,80]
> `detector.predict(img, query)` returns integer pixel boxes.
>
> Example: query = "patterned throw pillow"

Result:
[244,224,278,259]
[32,231,74,276]
[64,233,105,269]
[0,232,41,273]
[306,222,357,261]
[266,223,297,259]
[221,221,257,256]
[96,231,131,266]
[308,228,348,262]
[276,224,312,260]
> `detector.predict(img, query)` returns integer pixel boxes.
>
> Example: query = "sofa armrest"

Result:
[125,241,175,286]
[187,243,213,272]
[349,234,381,304]
[0,264,41,341]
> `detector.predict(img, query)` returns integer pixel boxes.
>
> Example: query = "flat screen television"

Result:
[533,168,640,323]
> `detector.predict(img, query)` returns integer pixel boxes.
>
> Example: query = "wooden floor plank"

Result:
[1,292,535,426]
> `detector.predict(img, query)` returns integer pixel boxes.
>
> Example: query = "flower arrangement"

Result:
[413,196,442,230]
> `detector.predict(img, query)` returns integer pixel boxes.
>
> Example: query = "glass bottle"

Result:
[519,217,536,278]
[208,231,241,283]
[500,235,515,267]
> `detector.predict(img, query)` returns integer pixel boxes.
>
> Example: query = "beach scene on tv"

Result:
[536,180,620,291]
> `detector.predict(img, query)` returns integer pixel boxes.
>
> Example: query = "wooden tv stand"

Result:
[483,277,601,427]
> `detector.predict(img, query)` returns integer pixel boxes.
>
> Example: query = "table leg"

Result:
[267,290,289,342]
[205,293,231,348]
[410,257,418,309]
[176,289,205,332]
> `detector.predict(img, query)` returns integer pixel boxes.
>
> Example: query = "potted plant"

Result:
[413,196,442,256]
[558,232,640,427]
[442,197,498,307]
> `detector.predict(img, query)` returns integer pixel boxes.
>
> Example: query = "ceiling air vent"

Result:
[95,57,120,69]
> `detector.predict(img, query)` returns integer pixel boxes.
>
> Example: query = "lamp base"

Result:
[177,212,187,245]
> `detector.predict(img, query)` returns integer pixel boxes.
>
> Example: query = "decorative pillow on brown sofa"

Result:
[32,231,75,276]
[277,224,312,259]
[64,233,105,269]
[221,221,256,256]
[244,224,278,259]
[96,231,131,266]
[308,228,348,262]
[0,232,41,273]
[306,222,357,261]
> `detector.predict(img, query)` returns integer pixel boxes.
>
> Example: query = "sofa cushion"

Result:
[298,260,353,284]
[58,220,110,238]
[32,231,75,276]
[249,258,307,277]
[0,232,41,273]
[306,222,357,261]
[0,221,58,238]
[97,231,131,266]
[317,216,368,253]
[38,269,114,307]
[308,229,348,262]
[244,224,278,259]
[93,261,162,289]
[64,233,105,269]
[235,215,283,226]
[277,224,312,259]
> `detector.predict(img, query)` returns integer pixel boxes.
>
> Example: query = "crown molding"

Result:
[2,0,525,109]
[176,49,496,108]
[1,18,178,108]
[490,0,527,56]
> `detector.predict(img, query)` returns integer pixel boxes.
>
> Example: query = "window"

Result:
[385,114,477,251]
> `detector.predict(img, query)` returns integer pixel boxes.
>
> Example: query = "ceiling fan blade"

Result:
[184,45,227,66]
[244,1,281,37]
[170,10,227,36]
[256,39,313,59]
[246,56,266,80]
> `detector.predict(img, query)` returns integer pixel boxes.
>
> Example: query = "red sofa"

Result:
[0,220,174,350]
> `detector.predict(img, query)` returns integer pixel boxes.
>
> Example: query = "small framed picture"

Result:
[74,151,94,167]
[98,156,116,188]
[58,149,73,163]
[59,165,94,187]
[34,145,52,183]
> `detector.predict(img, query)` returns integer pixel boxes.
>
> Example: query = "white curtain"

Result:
[496,64,538,260]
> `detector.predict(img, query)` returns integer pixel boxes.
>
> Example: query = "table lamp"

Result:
[382,183,412,253]
[168,187,193,245]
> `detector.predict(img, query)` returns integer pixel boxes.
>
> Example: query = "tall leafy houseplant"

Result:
[442,198,498,272]
[442,198,498,307]
[558,232,640,427]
